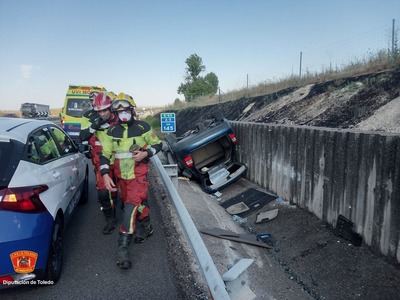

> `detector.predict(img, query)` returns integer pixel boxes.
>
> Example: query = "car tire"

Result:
[45,216,64,283]
[79,169,89,205]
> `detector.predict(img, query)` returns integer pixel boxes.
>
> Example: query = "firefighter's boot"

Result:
[144,221,154,237]
[102,207,116,235]
[117,233,132,269]
[134,217,154,243]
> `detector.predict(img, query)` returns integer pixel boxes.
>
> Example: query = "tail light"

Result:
[183,155,194,168]
[0,185,48,213]
[228,133,238,144]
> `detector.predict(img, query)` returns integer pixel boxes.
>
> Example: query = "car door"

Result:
[9,127,71,219]
[49,126,83,219]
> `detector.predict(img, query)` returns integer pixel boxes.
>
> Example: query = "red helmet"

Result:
[93,92,112,111]
[89,91,99,104]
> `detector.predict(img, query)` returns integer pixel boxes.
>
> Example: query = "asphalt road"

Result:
[0,166,179,300]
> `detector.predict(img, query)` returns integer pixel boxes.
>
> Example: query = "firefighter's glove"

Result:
[91,117,104,130]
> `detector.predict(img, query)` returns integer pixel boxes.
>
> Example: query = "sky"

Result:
[0,0,399,110]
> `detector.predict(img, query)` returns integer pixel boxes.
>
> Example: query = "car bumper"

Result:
[202,163,247,193]
[0,211,53,284]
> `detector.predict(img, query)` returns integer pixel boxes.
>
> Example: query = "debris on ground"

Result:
[255,208,279,224]
[213,191,222,198]
[334,215,363,246]
[222,258,254,282]
[221,188,276,217]
[223,258,256,300]
[256,233,274,247]
[200,227,272,249]
[226,202,250,215]
[232,215,248,225]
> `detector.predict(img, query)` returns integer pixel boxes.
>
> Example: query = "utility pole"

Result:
[218,87,221,103]
[392,18,396,55]
[299,51,303,78]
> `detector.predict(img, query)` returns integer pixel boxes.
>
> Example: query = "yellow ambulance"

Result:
[60,85,106,142]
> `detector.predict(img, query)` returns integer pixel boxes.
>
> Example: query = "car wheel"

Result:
[79,169,89,205]
[45,216,63,282]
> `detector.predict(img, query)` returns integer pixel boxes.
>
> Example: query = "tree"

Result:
[185,54,205,80]
[174,98,182,105]
[178,54,219,102]
[204,72,219,95]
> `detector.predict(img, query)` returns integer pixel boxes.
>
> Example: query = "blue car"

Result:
[165,116,246,193]
[0,118,89,286]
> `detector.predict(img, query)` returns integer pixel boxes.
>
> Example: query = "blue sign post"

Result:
[160,112,176,133]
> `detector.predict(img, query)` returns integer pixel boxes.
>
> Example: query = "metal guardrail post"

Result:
[152,155,230,300]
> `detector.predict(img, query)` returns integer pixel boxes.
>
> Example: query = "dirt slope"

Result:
[171,68,400,135]
[356,95,400,132]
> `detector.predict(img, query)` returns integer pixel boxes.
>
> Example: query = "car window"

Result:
[50,126,77,155]
[27,141,41,164]
[66,98,92,117]
[30,129,60,163]
[0,139,24,187]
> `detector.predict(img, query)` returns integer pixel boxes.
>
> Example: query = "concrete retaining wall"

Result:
[230,121,400,263]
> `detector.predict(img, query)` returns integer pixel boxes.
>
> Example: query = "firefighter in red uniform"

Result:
[101,93,162,269]
[80,92,119,234]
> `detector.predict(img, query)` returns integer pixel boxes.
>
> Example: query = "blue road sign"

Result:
[160,112,176,133]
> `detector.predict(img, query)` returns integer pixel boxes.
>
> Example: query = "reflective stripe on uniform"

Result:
[129,206,138,234]
[138,204,146,214]
[95,141,102,146]
[114,152,133,159]
[100,164,109,170]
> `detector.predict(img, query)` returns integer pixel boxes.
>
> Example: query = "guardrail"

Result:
[151,155,230,300]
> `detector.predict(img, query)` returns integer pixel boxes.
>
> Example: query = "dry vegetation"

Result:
[50,108,62,116]
[167,50,400,110]
[0,110,21,117]
[0,108,61,117]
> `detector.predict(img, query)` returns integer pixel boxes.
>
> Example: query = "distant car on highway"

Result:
[164,115,246,193]
[0,117,89,286]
